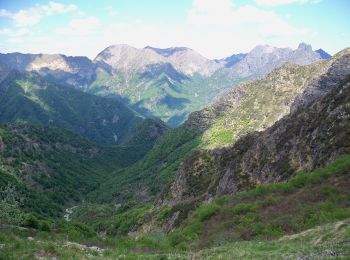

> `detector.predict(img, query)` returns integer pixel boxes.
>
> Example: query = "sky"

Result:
[0,0,349,59]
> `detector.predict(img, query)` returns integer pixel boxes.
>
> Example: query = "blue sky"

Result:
[0,0,349,58]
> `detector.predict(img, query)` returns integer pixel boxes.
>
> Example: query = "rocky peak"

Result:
[249,44,277,55]
[297,42,313,52]
[28,54,71,72]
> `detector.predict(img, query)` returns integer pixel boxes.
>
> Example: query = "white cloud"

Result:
[187,0,306,37]
[255,0,321,6]
[56,17,101,36]
[187,0,234,25]
[2,1,78,27]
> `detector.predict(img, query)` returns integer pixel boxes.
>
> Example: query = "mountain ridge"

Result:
[0,43,330,126]
[0,67,167,145]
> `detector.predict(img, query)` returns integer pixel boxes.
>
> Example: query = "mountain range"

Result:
[0,43,329,126]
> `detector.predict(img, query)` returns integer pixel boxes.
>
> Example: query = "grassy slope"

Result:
[200,62,326,149]
[1,156,350,259]
[1,219,349,259]
[166,155,350,249]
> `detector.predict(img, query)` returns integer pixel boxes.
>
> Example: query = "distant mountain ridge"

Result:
[0,67,167,145]
[0,43,331,126]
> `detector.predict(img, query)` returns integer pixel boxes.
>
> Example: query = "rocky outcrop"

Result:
[291,49,350,112]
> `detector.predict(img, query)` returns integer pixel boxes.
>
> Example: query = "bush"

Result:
[0,185,25,225]
[196,203,220,221]
[25,214,39,229]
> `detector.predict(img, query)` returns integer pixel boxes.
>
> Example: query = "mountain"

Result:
[162,67,350,209]
[185,48,349,149]
[316,48,332,59]
[88,49,348,207]
[0,52,96,88]
[0,68,166,145]
[0,43,328,126]
[214,53,247,68]
[91,43,326,126]
[220,43,325,79]
[95,44,220,76]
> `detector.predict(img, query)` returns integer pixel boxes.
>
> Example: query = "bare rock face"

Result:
[291,48,350,112]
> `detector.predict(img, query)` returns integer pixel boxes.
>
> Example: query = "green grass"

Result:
[1,156,350,258]
[200,63,326,149]
[166,155,350,248]
[1,218,349,259]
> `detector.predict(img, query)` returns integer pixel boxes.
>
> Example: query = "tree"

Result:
[0,185,25,225]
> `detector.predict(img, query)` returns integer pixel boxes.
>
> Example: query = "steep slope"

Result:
[161,62,350,211]
[0,69,166,145]
[165,156,350,249]
[186,48,349,149]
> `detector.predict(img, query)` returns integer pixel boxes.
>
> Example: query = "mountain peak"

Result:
[249,45,276,55]
[297,42,313,52]
[315,48,332,59]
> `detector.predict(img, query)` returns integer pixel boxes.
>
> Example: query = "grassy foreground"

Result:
[1,155,350,259]
[0,218,349,259]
